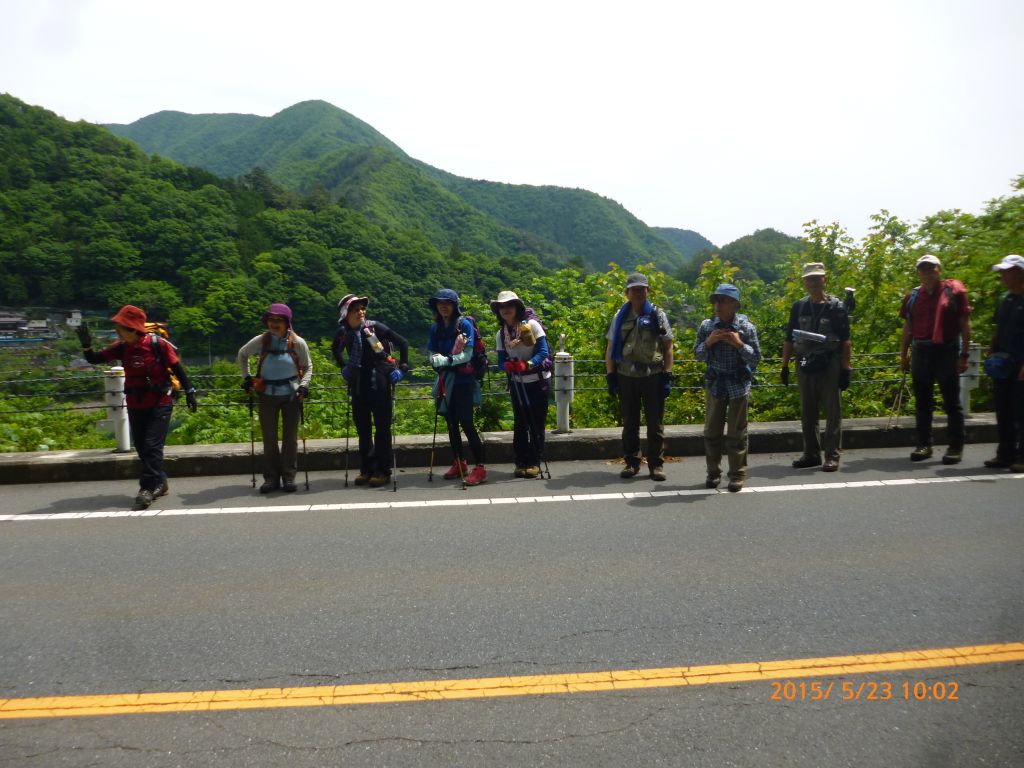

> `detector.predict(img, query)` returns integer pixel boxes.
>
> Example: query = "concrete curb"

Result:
[0,415,998,484]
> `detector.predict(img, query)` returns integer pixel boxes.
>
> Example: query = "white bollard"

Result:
[553,333,574,434]
[959,342,982,416]
[104,366,132,453]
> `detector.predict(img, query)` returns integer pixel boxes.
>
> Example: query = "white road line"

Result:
[3,473,1022,522]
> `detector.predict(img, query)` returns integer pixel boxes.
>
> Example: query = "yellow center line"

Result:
[1,642,1021,719]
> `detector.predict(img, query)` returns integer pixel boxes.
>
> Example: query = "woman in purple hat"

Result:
[237,303,313,493]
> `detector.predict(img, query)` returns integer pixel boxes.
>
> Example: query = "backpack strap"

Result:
[257,330,305,378]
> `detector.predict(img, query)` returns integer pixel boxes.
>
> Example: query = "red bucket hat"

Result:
[110,305,147,334]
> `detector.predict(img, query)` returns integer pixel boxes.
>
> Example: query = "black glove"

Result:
[242,375,253,393]
[838,368,851,391]
[296,385,309,401]
[185,388,198,413]
[76,322,92,348]
[606,371,619,397]
[661,372,673,399]
[780,366,790,386]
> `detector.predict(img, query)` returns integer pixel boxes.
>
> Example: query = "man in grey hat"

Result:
[898,254,972,463]
[605,272,674,480]
[781,262,852,472]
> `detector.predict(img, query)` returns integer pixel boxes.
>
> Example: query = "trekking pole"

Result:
[886,368,908,431]
[248,393,256,488]
[512,372,551,479]
[300,399,309,491]
[391,380,399,492]
[344,382,352,487]
[428,373,444,482]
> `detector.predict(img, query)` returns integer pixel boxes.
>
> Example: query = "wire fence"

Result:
[0,353,912,416]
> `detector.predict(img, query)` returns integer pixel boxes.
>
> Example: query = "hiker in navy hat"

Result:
[694,284,761,492]
[78,304,197,510]
[428,288,487,486]
[332,293,409,487]
[238,303,313,493]
[984,255,1024,472]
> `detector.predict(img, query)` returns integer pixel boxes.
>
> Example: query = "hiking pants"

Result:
[509,378,549,468]
[619,373,666,469]
[352,386,394,476]
[258,393,300,483]
[910,343,964,449]
[444,381,485,466]
[993,366,1024,462]
[797,354,842,459]
[128,404,172,492]
[703,391,749,482]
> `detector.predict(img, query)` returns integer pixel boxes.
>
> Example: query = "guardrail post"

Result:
[959,342,982,416]
[553,334,574,434]
[103,366,132,453]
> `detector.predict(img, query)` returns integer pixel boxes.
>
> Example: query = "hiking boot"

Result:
[464,465,487,486]
[792,455,822,469]
[649,466,666,481]
[513,466,527,478]
[910,446,933,462]
[942,447,963,465]
[368,473,391,487]
[620,464,640,479]
[523,466,541,479]
[353,473,370,486]
[281,479,298,492]
[133,489,154,510]
[705,476,721,489]
[822,457,839,472]
[443,460,468,480]
[153,481,170,498]
[983,457,1011,469]
[259,480,280,494]
[727,479,744,493]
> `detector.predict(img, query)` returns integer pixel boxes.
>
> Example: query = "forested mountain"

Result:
[652,227,717,259]
[0,94,545,351]
[675,227,804,283]
[106,100,694,272]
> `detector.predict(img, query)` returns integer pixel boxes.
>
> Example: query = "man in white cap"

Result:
[898,254,972,463]
[781,262,853,472]
[984,255,1024,471]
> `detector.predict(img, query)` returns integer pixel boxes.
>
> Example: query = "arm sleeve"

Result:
[738,322,761,368]
[377,323,409,367]
[784,302,799,342]
[496,331,507,367]
[170,361,191,391]
[237,335,264,376]
[296,338,313,388]
[832,303,851,342]
[331,329,347,368]
[528,335,551,368]
[447,319,474,366]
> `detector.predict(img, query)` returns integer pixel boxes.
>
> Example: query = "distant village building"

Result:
[0,312,28,336]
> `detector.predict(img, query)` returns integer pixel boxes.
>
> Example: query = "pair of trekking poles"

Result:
[424,370,551,487]
[247,392,310,491]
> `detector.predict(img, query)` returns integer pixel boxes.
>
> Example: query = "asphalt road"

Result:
[1,445,1022,767]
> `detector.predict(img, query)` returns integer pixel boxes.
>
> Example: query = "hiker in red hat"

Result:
[77,304,197,510]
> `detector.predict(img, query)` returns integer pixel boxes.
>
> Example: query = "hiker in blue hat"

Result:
[694,284,761,492]
[428,288,487,486]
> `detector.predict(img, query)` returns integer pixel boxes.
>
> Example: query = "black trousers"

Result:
[352,385,394,476]
[128,404,172,492]
[509,378,549,467]
[993,366,1024,462]
[910,343,964,449]
[444,381,485,466]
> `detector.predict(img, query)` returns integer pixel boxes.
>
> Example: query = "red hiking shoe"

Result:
[464,465,487,486]
[443,460,468,480]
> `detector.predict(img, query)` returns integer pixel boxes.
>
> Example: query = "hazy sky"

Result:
[4,0,1022,246]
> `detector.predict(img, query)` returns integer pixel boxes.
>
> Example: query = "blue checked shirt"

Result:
[694,313,761,400]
